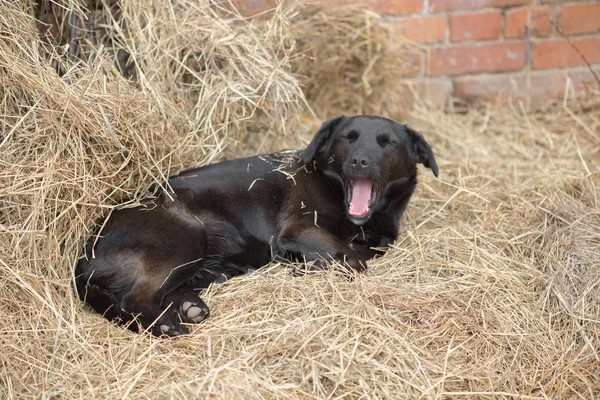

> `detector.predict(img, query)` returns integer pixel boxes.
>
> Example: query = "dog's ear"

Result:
[405,126,439,177]
[301,116,346,165]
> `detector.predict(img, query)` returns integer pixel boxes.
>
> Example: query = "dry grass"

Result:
[1,1,599,399]
[288,3,413,120]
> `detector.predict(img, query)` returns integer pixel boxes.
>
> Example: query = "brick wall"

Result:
[235,0,600,109]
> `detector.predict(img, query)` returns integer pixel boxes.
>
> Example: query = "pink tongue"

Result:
[349,178,373,216]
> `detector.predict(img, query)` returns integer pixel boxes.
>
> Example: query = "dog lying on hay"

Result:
[75,116,439,336]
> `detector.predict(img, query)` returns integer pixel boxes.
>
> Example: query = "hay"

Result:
[2,0,600,398]
[289,3,413,121]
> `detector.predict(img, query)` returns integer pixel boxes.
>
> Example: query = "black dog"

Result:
[75,116,438,336]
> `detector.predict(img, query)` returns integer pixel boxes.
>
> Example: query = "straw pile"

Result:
[288,4,412,120]
[1,1,599,398]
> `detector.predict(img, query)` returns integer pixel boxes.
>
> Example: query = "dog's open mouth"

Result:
[347,177,376,222]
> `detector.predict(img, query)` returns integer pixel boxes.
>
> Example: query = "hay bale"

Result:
[1,0,302,395]
[1,0,303,270]
[1,0,600,398]
[289,3,413,120]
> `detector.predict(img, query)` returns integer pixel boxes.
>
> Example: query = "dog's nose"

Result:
[351,156,370,169]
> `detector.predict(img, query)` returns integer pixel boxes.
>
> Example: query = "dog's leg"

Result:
[120,259,208,337]
[279,225,367,273]
[120,283,187,337]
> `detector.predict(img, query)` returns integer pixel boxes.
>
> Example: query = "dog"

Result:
[75,115,438,336]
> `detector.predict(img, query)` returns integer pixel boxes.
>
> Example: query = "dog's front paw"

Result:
[157,323,188,337]
[151,313,189,337]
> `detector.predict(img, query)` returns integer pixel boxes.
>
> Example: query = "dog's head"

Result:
[301,116,438,225]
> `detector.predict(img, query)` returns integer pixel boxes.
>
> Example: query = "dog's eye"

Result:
[377,135,391,146]
[347,131,359,143]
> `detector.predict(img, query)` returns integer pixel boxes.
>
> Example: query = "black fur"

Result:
[75,115,438,336]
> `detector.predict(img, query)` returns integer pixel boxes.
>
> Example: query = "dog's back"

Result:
[75,152,298,334]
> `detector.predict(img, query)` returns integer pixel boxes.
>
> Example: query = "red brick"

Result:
[395,15,447,44]
[450,11,502,42]
[558,4,600,36]
[401,77,454,108]
[330,0,422,15]
[399,49,423,77]
[454,71,567,108]
[230,0,276,16]
[454,69,600,108]
[429,0,528,12]
[505,7,551,38]
[569,67,600,95]
[429,42,525,76]
[533,38,600,70]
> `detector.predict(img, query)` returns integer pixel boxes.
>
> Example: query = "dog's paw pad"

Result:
[186,306,204,319]
[186,306,208,323]
[157,322,188,337]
